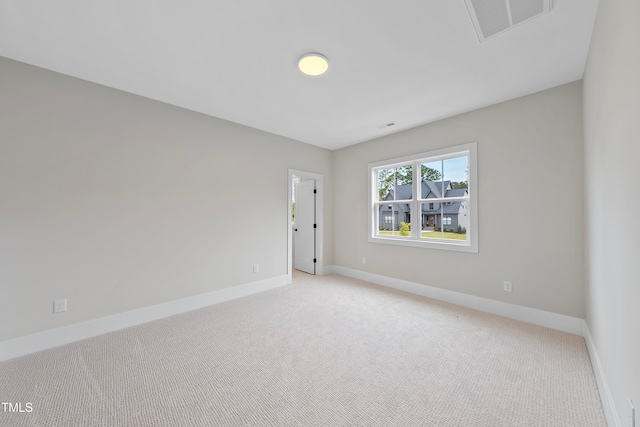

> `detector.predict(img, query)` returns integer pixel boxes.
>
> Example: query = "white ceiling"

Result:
[0,0,599,150]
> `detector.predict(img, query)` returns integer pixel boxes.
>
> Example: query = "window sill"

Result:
[368,235,478,253]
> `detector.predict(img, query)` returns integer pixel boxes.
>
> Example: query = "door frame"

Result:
[288,169,324,284]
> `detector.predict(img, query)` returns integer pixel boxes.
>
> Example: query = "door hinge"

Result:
[313,224,317,228]
[313,258,317,263]
[313,189,317,194]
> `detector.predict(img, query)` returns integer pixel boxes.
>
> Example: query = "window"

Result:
[368,142,478,252]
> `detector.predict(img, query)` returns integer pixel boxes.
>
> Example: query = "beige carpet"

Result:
[0,273,606,426]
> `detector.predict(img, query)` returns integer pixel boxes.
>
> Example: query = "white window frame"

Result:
[368,142,478,253]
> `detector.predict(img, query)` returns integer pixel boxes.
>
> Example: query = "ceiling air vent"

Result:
[376,122,396,130]
[464,0,553,42]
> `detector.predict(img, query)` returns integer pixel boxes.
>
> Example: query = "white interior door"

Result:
[294,179,316,274]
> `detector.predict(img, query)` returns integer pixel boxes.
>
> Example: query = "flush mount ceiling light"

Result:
[297,53,329,76]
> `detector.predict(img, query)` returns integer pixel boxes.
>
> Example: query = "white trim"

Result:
[0,275,288,362]
[368,143,474,169]
[324,265,583,335]
[288,169,324,284]
[583,323,619,427]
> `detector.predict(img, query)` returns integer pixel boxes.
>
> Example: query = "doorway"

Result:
[288,169,323,284]
[293,178,315,274]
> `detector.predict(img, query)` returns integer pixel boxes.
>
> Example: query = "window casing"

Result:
[368,142,478,253]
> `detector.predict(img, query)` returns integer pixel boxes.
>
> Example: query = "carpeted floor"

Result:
[0,273,606,426]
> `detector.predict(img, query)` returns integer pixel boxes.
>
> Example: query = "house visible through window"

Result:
[368,142,478,252]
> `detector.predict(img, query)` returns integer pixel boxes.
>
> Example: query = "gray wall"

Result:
[333,81,585,318]
[0,57,333,341]
[583,0,640,422]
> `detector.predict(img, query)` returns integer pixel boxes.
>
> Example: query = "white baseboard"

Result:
[583,324,619,427]
[0,275,288,362]
[324,265,584,335]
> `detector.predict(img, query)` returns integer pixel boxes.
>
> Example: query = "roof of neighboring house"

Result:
[442,201,464,214]
[422,201,464,215]
[387,183,413,201]
[381,202,410,213]
[422,180,451,199]
[445,188,467,198]
[380,181,468,214]
[384,180,468,202]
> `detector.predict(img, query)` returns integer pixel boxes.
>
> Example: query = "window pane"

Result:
[419,203,468,241]
[377,165,412,201]
[420,160,443,199]
[443,155,469,194]
[377,203,412,237]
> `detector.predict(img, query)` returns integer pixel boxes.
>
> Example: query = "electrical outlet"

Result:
[253,264,259,273]
[53,298,67,313]
[630,399,635,427]
[362,257,366,264]
[503,281,512,292]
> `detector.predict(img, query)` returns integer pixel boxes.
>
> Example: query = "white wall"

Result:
[0,57,333,342]
[583,0,640,424]
[333,81,585,318]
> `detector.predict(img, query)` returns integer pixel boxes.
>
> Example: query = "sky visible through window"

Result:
[443,156,468,182]
[423,156,468,183]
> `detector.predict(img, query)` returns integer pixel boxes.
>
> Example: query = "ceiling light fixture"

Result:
[297,53,329,76]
